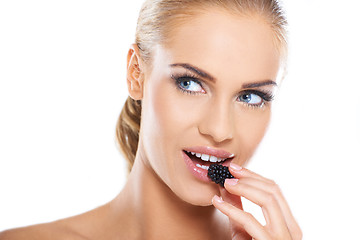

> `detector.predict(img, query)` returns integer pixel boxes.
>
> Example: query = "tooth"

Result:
[195,153,201,158]
[196,163,209,170]
[209,155,218,162]
[201,154,210,161]
[191,152,196,155]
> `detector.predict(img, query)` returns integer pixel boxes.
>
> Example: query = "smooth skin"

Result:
[0,8,301,240]
[213,164,302,239]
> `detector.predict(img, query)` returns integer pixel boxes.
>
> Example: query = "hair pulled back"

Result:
[116,0,288,173]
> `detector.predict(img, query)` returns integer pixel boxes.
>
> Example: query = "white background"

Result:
[0,0,359,239]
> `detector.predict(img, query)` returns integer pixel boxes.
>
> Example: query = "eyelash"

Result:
[240,89,274,108]
[170,73,274,108]
[171,73,203,95]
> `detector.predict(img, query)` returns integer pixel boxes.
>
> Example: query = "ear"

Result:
[126,43,145,100]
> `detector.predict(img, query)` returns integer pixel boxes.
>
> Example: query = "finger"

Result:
[219,187,243,210]
[229,163,302,238]
[212,195,271,240]
[219,188,253,240]
[224,179,288,234]
[229,163,273,184]
[236,176,301,237]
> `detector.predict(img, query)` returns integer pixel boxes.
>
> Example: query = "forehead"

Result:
[159,9,281,82]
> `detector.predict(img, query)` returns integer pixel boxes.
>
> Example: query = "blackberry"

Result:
[207,164,234,187]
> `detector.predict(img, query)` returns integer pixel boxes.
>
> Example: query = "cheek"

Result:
[140,78,192,177]
[141,77,179,135]
[152,89,188,137]
[150,84,201,138]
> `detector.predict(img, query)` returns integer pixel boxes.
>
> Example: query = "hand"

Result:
[212,163,302,240]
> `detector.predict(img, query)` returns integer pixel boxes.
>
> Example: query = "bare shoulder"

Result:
[0,203,112,240]
[0,220,90,240]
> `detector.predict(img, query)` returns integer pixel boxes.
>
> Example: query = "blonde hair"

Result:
[116,0,288,173]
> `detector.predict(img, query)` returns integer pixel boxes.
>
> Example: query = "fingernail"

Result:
[213,195,224,203]
[230,163,242,171]
[225,178,238,186]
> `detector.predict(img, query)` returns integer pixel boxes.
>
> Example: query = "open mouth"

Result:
[183,150,232,170]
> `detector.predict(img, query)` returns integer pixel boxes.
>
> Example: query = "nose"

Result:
[198,100,234,143]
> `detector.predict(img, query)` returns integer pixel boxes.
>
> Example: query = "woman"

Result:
[0,0,302,239]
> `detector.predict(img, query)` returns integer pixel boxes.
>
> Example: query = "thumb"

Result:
[219,187,251,239]
[219,186,243,210]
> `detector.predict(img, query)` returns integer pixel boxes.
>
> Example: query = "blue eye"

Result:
[172,74,204,94]
[237,89,274,108]
[238,93,263,105]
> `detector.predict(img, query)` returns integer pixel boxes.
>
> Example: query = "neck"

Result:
[111,145,228,239]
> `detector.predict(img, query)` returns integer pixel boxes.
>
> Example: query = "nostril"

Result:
[198,106,234,143]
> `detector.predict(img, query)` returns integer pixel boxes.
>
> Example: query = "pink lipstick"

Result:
[181,146,235,182]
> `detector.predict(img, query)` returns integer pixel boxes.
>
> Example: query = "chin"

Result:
[176,182,219,207]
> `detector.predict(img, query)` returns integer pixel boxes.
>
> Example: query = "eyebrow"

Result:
[242,80,277,88]
[169,63,216,82]
[169,62,277,88]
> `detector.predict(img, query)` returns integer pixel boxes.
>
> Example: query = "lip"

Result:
[181,147,234,183]
[183,146,235,159]
[182,150,211,182]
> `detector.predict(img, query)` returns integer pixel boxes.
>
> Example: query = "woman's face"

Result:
[137,9,281,206]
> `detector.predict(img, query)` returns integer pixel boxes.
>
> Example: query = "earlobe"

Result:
[126,43,144,100]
